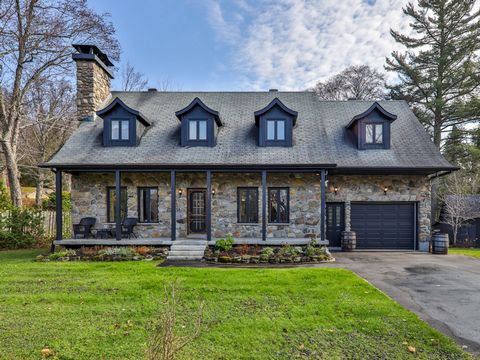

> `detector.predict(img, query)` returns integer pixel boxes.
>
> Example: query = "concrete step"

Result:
[172,240,208,246]
[167,255,204,261]
[169,250,205,256]
[170,244,207,250]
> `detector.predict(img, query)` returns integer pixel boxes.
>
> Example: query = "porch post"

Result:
[262,170,267,241]
[206,170,212,241]
[55,169,63,242]
[115,170,121,240]
[320,169,326,241]
[170,170,176,241]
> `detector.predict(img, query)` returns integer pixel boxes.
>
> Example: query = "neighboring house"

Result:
[41,45,457,251]
[434,195,480,245]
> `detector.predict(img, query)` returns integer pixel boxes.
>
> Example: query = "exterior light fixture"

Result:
[212,189,216,197]
[178,188,183,197]
[383,186,388,195]
[334,186,338,195]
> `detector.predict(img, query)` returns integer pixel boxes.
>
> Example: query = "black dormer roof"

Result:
[346,101,397,128]
[254,98,298,126]
[96,97,150,126]
[175,97,222,126]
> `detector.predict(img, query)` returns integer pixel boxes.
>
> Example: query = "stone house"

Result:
[41,45,457,252]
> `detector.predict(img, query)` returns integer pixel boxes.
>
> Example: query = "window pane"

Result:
[277,120,285,140]
[365,124,373,143]
[198,120,207,140]
[238,189,247,222]
[138,189,145,222]
[269,190,278,222]
[121,121,129,140]
[111,120,119,140]
[375,124,383,143]
[247,190,258,222]
[267,120,275,140]
[149,189,159,222]
[189,120,197,140]
[108,188,127,222]
[138,188,158,223]
[278,189,288,223]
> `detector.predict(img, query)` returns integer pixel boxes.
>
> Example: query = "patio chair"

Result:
[73,217,97,239]
[121,217,138,239]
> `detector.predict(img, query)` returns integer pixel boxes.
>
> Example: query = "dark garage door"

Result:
[351,203,415,249]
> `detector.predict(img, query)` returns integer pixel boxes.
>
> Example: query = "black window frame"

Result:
[110,118,131,141]
[266,119,286,142]
[187,119,209,142]
[237,187,259,224]
[268,187,290,224]
[364,122,384,145]
[137,187,159,223]
[106,186,128,223]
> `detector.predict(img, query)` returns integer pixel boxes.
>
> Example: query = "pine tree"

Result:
[443,126,466,164]
[386,0,480,147]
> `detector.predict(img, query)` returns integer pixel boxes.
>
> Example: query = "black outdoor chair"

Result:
[73,217,97,239]
[121,217,138,239]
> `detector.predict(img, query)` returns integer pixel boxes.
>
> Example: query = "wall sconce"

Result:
[212,189,216,197]
[178,188,183,197]
[383,186,388,195]
[334,186,338,195]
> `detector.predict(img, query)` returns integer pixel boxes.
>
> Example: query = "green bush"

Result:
[278,244,302,257]
[42,191,71,211]
[49,249,77,260]
[99,247,138,257]
[260,247,274,257]
[215,234,235,252]
[0,207,45,249]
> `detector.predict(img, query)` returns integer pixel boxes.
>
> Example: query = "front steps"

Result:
[167,240,207,261]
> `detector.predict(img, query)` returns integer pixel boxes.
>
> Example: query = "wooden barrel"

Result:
[341,231,356,252]
[432,233,449,255]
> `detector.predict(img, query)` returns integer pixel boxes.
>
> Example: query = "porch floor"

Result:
[53,238,329,247]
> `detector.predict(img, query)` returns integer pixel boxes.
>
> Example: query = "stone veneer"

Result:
[75,59,111,121]
[70,172,431,245]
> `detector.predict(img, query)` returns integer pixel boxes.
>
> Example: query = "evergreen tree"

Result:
[386,0,480,147]
[443,126,466,164]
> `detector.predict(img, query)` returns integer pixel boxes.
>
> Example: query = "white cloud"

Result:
[205,0,410,90]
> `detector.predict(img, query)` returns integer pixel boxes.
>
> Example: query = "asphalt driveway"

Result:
[325,252,480,354]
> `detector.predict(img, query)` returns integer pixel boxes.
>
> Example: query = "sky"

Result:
[87,0,410,91]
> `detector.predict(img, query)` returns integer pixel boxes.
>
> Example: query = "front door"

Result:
[188,189,206,234]
[326,203,345,247]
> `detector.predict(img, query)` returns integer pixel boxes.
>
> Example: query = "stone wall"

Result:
[75,60,111,121]
[70,172,431,244]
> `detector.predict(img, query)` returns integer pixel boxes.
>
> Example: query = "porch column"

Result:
[206,170,212,241]
[55,169,63,242]
[115,170,121,240]
[320,169,326,241]
[262,170,267,241]
[170,170,176,241]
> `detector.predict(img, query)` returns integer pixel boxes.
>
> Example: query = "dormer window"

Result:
[175,98,222,147]
[346,102,396,150]
[255,98,298,147]
[97,97,151,147]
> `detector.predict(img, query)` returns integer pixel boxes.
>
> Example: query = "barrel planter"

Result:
[431,233,449,255]
[341,231,356,252]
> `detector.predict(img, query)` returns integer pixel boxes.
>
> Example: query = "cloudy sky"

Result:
[89,0,409,91]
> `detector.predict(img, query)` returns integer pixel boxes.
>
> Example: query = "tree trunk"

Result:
[35,176,44,208]
[1,141,22,207]
[433,116,442,148]
[452,222,458,245]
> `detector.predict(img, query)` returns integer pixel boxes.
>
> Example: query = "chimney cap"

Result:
[269,88,278,92]
[147,88,157,92]
[72,44,114,67]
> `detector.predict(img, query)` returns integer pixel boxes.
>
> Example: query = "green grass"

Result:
[450,248,480,259]
[0,249,473,359]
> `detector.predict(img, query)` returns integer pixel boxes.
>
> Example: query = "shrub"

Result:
[278,244,302,257]
[0,207,45,249]
[42,191,71,211]
[237,244,249,255]
[260,247,274,257]
[135,246,151,255]
[49,248,77,260]
[99,247,138,257]
[215,234,234,252]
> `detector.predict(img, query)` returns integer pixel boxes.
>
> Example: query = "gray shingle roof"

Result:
[44,91,455,172]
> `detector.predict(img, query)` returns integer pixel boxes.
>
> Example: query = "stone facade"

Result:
[70,172,431,245]
[74,59,111,121]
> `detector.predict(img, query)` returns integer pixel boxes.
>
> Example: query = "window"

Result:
[268,187,289,223]
[107,187,128,223]
[111,120,130,141]
[266,119,286,141]
[365,123,383,144]
[237,187,258,223]
[188,120,208,141]
[138,187,159,223]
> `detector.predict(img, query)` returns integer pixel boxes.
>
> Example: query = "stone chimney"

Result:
[72,44,114,121]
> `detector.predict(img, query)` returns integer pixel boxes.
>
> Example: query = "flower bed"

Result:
[204,239,334,264]
[35,246,168,262]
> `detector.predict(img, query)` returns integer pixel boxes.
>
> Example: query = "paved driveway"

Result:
[324,252,480,354]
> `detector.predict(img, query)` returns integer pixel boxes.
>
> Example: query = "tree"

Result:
[443,125,466,164]
[121,61,148,91]
[311,65,386,100]
[0,0,120,207]
[386,0,480,148]
[439,172,480,244]
[19,78,76,206]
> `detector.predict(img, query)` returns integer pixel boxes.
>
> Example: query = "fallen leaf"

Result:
[402,341,408,345]
[298,344,305,350]
[41,347,54,357]
[408,346,416,353]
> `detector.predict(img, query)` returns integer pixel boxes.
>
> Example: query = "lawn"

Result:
[0,249,473,359]
[449,248,480,259]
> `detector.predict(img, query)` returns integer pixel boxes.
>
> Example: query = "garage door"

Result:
[351,203,415,249]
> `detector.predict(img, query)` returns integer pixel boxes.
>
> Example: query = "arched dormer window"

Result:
[175,98,222,147]
[254,98,298,147]
[346,102,397,150]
